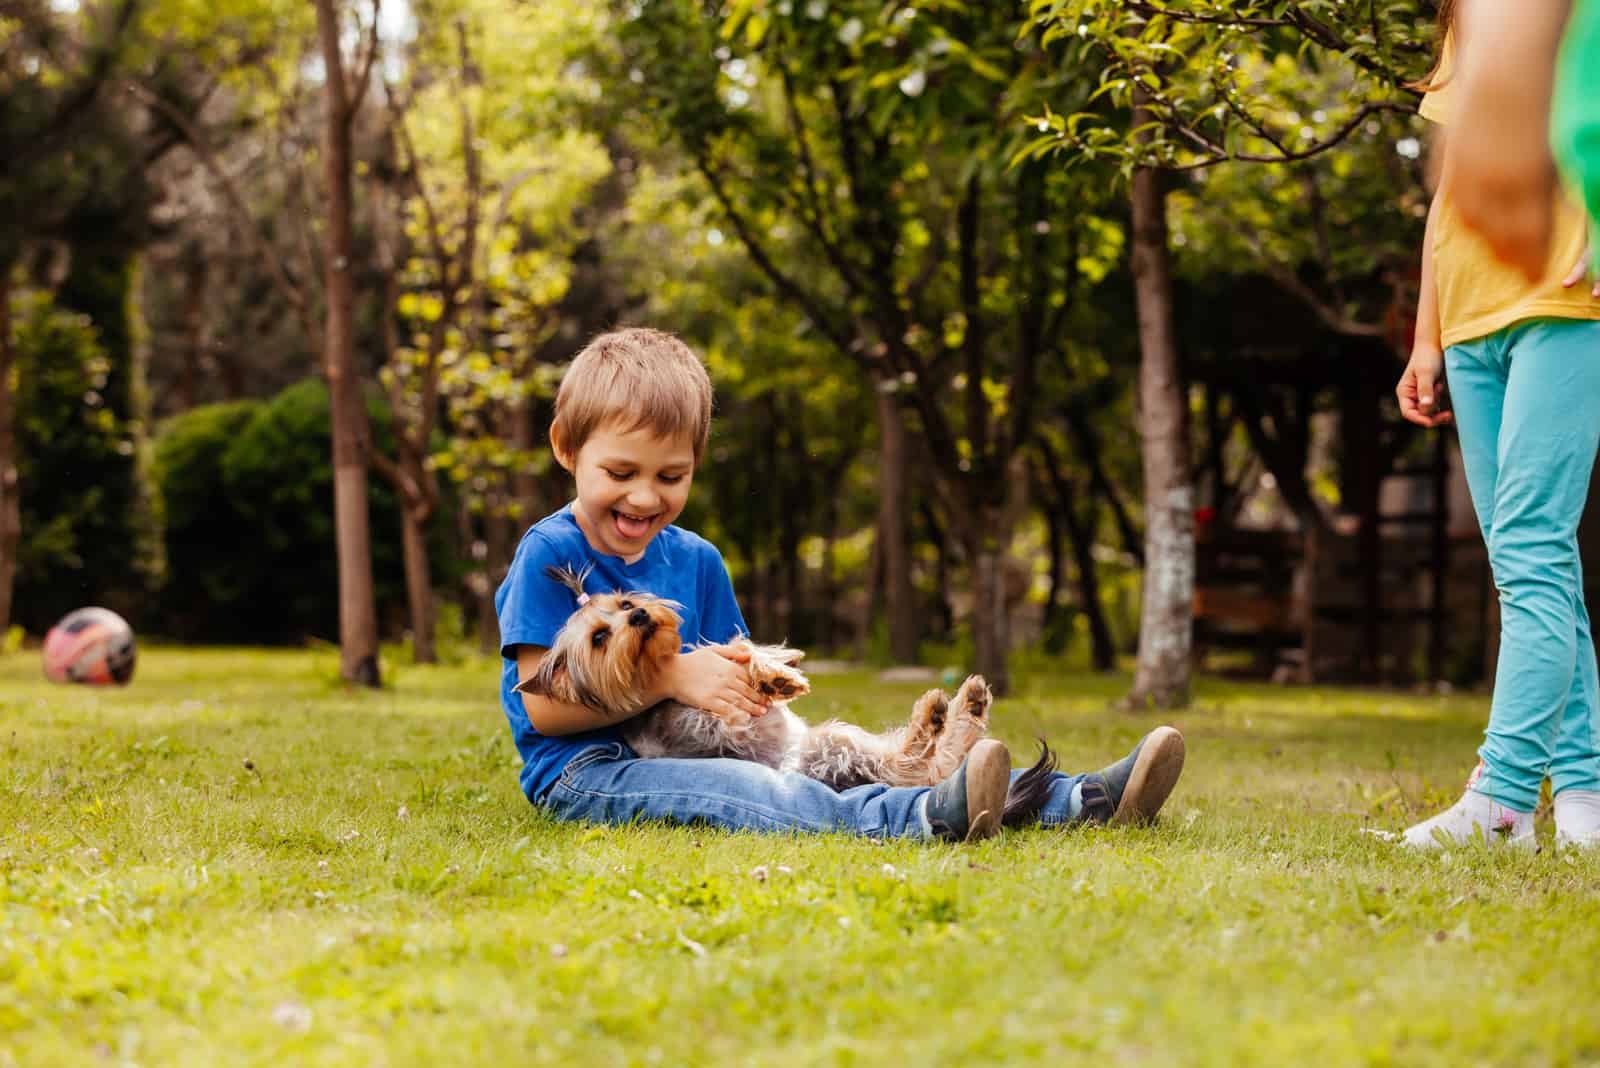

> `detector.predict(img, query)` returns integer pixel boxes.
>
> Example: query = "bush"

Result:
[10,293,146,632]
[152,399,262,639]
[153,379,458,644]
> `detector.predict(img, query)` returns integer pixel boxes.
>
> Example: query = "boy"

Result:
[496,327,1186,841]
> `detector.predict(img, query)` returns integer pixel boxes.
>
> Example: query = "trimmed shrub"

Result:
[153,379,457,644]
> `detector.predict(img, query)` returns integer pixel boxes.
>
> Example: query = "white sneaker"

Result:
[1554,789,1600,852]
[1393,786,1535,852]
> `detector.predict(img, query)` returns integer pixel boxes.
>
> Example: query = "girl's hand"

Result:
[662,646,769,723]
[1562,247,1600,299]
[1397,346,1454,428]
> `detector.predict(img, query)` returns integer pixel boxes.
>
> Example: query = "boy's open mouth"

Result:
[612,510,654,540]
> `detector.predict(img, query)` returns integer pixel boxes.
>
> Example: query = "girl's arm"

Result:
[1415,191,1443,355]
[516,644,767,736]
[1397,191,1453,428]
[1446,0,1572,277]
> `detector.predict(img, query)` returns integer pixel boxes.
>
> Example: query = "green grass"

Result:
[3,646,1599,1067]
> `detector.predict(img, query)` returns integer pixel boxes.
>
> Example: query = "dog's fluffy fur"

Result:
[516,565,1055,824]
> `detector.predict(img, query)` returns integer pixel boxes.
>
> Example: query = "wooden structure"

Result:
[1192,433,1492,684]
[1187,325,1490,684]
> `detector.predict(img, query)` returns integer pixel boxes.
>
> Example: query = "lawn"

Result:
[3,645,1598,1067]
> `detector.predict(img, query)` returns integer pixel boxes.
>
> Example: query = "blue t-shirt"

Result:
[495,503,748,801]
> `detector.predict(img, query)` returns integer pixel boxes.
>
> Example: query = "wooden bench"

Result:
[1192,526,1302,675]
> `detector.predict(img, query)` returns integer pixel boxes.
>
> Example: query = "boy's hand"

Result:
[663,646,770,723]
[1397,346,1453,428]
[1563,246,1600,299]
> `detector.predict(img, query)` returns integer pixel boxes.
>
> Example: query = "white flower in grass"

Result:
[272,1001,313,1034]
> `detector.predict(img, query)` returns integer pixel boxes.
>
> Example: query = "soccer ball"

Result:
[42,607,137,685]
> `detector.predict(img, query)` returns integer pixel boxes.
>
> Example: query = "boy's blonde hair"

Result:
[550,328,714,464]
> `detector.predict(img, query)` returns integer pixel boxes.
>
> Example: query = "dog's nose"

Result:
[628,608,651,628]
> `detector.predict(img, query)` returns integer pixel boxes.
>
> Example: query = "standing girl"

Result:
[1395,0,1600,849]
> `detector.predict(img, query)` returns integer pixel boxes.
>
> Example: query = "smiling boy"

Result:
[495,328,1186,840]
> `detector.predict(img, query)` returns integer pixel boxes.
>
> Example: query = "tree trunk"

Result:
[1063,493,1116,673]
[478,502,514,655]
[965,508,1012,695]
[920,500,954,641]
[1127,145,1194,709]
[509,389,540,524]
[877,388,918,662]
[1064,404,1143,565]
[0,276,18,636]
[316,0,381,687]
[1038,475,1067,646]
[401,497,437,664]
[1038,438,1116,672]
[821,490,839,652]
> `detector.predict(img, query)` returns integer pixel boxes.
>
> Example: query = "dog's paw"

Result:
[911,688,949,734]
[953,675,992,720]
[754,664,810,701]
[749,645,811,701]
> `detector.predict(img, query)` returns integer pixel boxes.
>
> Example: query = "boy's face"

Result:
[556,421,696,563]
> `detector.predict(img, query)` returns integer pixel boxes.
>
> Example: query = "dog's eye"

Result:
[591,628,610,647]
[618,600,633,610]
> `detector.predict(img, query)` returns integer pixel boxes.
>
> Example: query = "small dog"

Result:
[516,565,1055,824]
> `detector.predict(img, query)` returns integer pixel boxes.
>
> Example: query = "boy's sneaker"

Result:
[1079,726,1186,825]
[925,739,1012,842]
[1554,789,1600,852]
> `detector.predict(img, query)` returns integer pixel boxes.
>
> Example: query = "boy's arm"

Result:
[515,646,618,735]
[515,644,766,736]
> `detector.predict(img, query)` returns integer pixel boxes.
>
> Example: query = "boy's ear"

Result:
[514,650,570,701]
[549,426,574,473]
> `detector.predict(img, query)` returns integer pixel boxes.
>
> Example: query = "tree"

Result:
[131,0,386,683]
[619,0,1120,691]
[610,160,874,645]
[1,0,158,635]
[307,0,383,684]
[1020,0,1434,705]
[369,0,610,662]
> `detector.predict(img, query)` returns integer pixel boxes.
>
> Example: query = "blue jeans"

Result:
[539,741,1089,839]
[1446,318,1600,811]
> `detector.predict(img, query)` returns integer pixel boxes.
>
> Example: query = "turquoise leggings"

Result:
[1446,318,1600,811]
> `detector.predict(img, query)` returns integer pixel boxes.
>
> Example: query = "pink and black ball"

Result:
[42,607,137,685]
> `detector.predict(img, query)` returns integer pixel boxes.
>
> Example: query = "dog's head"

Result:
[514,577,684,717]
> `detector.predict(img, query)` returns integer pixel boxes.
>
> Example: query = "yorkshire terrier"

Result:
[516,565,1055,824]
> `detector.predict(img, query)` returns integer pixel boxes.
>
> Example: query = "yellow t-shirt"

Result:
[1420,41,1600,347]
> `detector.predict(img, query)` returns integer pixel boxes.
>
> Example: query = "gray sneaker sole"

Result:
[1111,726,1185,826]
[963,739,1012,841]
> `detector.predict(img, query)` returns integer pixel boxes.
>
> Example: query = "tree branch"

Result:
[694,155,856,357]
[350,0,383,116]
[958,172,989,476]
[125,78,318,349]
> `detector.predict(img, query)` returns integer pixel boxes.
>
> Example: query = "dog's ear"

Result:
[514,649,570,702]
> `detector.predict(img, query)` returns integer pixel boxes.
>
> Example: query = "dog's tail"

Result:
[1002,739,1058,827]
